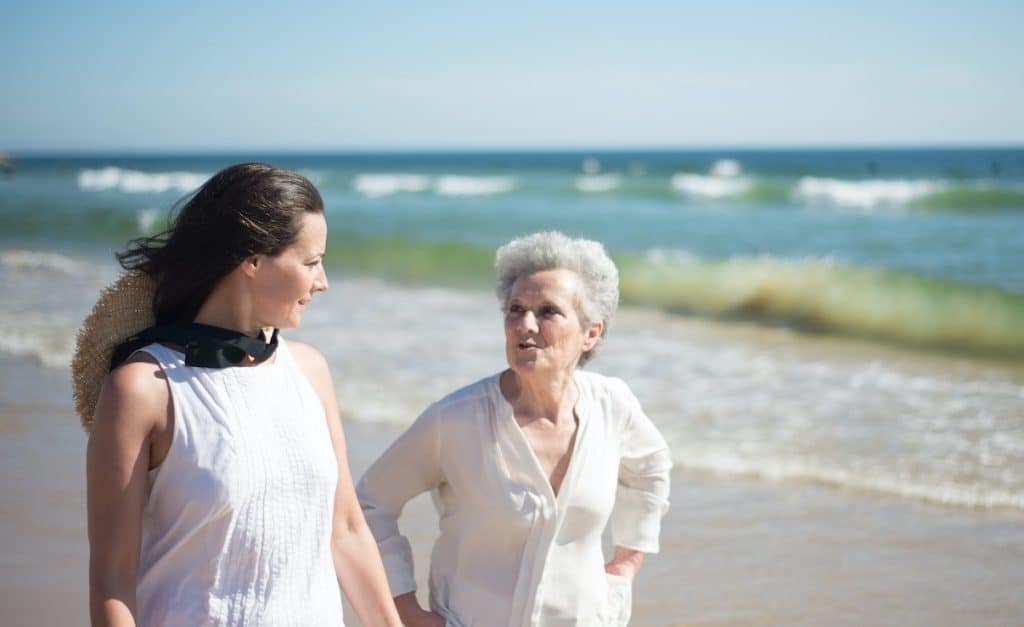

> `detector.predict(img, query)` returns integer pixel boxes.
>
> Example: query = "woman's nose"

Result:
[518,310,538,332]
[314,267,329,293]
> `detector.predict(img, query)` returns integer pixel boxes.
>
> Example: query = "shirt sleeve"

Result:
[609,380,672,553]
[356,402,444,596]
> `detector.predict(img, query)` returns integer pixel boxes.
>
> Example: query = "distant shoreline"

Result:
[7,144,1024,159]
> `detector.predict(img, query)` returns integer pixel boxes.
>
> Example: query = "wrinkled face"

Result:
[250,212,328,329]
[504,268,602,375]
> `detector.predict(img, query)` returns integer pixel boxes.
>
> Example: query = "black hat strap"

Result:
[111,322,279,370]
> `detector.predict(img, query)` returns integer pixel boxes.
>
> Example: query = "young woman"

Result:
[81,163,401,626]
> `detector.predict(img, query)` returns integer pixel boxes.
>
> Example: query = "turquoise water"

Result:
[2,148,1022,356]
[1,149,1023,511]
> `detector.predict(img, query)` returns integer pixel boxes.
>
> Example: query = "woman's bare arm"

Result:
[291,342,403,627]
[86,355,169,627]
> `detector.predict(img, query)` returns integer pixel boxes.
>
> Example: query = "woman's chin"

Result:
[508,357,557,376]
[265,315,301,331]
[507,357,534,372]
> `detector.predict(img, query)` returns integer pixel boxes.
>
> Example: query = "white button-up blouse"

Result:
[357,370,672,626]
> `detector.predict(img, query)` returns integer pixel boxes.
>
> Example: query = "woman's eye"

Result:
[542,306,560,316]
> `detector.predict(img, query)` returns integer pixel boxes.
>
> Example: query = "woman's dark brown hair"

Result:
[117,163,324,324]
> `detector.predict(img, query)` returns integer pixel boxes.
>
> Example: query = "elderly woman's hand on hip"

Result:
[394,592,447,627]
[604,546,646,581]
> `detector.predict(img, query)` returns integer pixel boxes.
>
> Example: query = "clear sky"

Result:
[2,1,1021,151]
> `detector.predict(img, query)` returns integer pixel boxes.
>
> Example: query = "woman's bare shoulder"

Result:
[286,339,327,367]
[287,340,330,381]
[93,351,170,433]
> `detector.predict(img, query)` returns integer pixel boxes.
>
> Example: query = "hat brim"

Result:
[71,271,157,432]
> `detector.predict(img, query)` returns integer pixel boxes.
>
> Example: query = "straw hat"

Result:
[71,270,157,432]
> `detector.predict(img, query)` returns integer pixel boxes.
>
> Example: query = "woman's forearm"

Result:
[332,521,403,627]
[89,576,137,627]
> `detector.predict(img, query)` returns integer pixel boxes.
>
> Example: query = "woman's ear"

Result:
[241,255,261,277]
[583,320,604,351]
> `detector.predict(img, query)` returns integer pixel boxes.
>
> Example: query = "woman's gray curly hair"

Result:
[495,231,619,366]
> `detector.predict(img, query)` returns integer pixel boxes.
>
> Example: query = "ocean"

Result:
[1,148,1023,625]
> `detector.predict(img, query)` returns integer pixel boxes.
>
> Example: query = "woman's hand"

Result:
[604,546,646,581]
[394,592,447,627]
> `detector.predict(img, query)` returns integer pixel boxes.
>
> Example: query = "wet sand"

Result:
[4,351,1022,626]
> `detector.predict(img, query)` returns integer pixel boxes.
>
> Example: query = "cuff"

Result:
[378,535,418,596]
[610,488,669,554]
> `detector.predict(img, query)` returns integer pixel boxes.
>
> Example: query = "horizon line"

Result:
[6,141,1024,158]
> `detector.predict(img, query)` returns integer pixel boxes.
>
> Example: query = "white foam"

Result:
[575,174,621,193]
[848,364,1024,400]
[671,173,752,199]
[670,158,751,199]
[435,176,516,196]
[351,173,516,198]
[353,173,431,198]
[0,312,75,369]
[597,304,1024,512]
[793,177,942,210]
[136,208,162,233]
[78,167,119,190]
[709,158,742,178]
[78,167,209,194]
[672,446,1024,510]
[0,250,83,275]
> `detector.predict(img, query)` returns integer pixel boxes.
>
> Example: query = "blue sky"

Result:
[2,1,1021,151]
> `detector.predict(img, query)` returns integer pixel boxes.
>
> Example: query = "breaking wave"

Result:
[78,167,209,194]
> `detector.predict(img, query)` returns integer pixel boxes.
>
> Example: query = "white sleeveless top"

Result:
[135,339,345,626]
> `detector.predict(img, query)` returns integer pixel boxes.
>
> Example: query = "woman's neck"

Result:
[193,282,263,338]
[501,368,578,425]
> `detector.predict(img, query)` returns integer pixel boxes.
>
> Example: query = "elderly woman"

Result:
[357,231,672,626]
